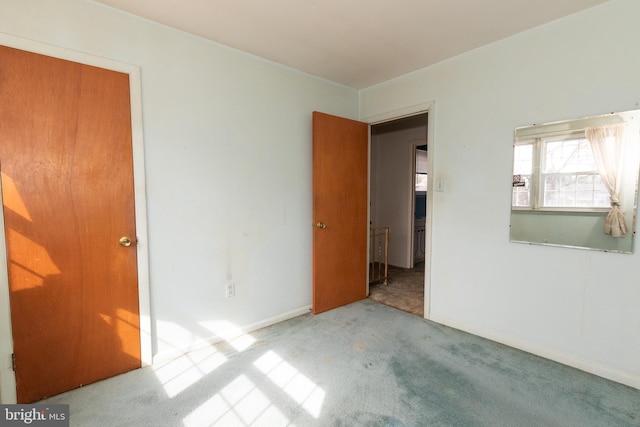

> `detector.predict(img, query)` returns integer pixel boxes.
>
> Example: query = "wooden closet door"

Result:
[0,46,141,403]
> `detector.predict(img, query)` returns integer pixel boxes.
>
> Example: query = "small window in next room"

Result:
[415,145,427,192]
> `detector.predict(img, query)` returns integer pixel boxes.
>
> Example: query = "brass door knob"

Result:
[314,222,326,229]
[119,236,133,247]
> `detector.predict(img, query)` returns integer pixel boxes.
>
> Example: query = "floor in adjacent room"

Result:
[368,262,425,317]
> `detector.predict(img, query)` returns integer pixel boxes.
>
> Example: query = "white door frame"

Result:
[0,33,152,404]
[362,102,435,320]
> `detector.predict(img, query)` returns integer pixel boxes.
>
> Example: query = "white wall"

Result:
[361,0,640,388]
[371,126,426,268]
[0,0,358,364]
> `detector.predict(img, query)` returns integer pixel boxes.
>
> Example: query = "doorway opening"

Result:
[368,113,428,317]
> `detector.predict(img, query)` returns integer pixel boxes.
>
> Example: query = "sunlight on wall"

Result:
[199,320,257,352]
[153,345,228,398]
[156,320,200,353]
[182,374,290,426]
[254,351,325,419]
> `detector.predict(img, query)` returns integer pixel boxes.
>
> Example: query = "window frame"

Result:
[512,139,536,209]
[512,131,610,213]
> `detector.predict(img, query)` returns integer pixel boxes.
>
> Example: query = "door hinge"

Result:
[11,353,16,371]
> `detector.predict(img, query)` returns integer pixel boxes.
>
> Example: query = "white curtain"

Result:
[585,124,627,237]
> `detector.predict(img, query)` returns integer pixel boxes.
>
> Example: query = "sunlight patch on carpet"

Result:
[153,346,228,398]
[182,374,290,426]
[254,351,325,418]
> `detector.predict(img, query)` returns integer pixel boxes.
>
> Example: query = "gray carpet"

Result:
[40,300,640,426]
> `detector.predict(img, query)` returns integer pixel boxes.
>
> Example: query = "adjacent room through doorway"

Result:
[368,113,428,317]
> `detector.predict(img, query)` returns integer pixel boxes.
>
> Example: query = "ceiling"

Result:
[94,0,609,89]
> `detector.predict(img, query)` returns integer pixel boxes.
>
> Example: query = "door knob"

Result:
[119,236,133,247]
[314,222,327,229]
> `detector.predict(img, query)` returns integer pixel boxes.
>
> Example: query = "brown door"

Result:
[0,46,141,403]
[312,112,368,314]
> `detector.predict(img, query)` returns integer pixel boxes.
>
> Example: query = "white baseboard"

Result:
[429,314,640,390]
[153,305,312,365]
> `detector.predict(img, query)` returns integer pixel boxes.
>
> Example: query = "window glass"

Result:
[512,136,609,210]
[512,143,533,207]
[541,137,608,208]
[543,138,596,173]
[415,148,428,192]
[415,173,427,191]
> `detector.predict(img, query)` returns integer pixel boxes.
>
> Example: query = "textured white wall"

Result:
[361,0,640,388]
[0,0,358,361]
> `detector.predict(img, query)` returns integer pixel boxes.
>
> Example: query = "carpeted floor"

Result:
[39,300,640,426]
[369,263,425,317]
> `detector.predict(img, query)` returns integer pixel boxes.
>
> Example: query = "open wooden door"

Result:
[0,46,141,403]
[312,112,368,314]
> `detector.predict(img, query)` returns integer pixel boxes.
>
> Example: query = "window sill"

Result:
[511,207,609,214]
